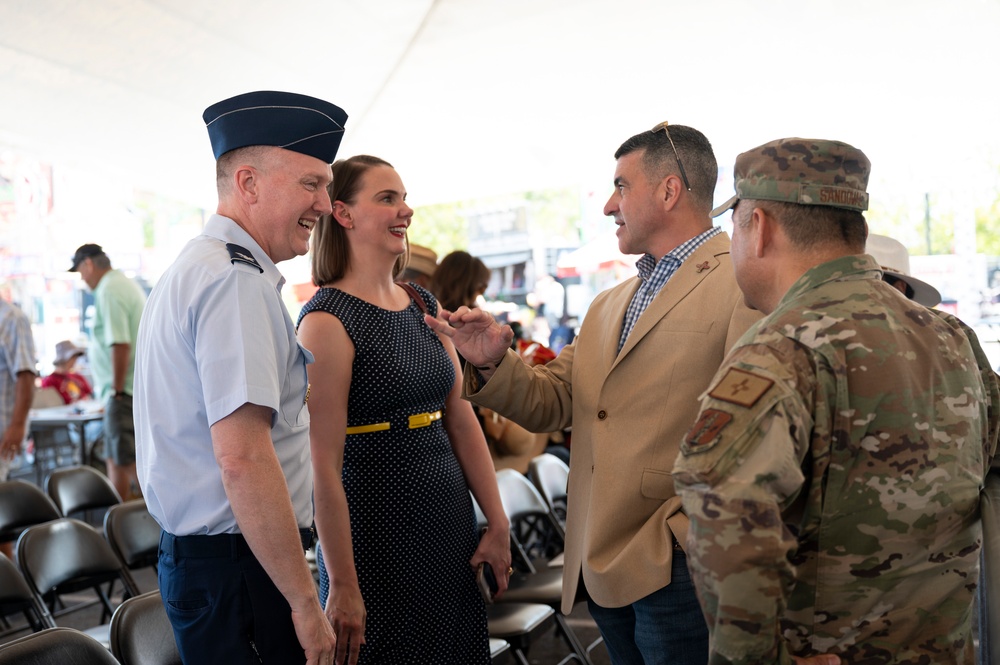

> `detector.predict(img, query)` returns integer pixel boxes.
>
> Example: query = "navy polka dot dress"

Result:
[298,284,489,664]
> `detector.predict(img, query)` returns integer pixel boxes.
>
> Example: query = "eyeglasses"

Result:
[651,121,692,191]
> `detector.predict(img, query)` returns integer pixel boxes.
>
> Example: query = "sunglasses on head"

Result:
[651,121,692,191]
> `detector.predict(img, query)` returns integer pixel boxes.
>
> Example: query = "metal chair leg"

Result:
[555,614,594,665]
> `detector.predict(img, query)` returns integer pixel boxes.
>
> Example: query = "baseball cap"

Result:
[712,138,871,217]
[69,244,105,272]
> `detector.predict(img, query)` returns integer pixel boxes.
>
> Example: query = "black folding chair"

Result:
[16,518,140,647]
[46,465,121,524]
[487,603,556,665]
[109,589,181,665]
[528,453,569,526]
[0,481,60,555]
[0,552,53,639]
[0,626,118,664]
[495,469,600,665]
[490,637,513,664]
[103,499,161,583]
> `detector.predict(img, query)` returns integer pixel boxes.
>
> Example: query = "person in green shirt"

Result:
[70,243,146,500]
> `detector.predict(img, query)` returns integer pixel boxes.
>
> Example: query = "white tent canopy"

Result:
[2,0,998,213]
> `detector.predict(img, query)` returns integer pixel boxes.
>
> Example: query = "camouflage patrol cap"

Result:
[710,138,871,217]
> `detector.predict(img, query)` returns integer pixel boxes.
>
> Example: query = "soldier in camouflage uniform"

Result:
[672,138,1000,665]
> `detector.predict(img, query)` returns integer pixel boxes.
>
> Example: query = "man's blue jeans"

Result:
[586,551,708,665]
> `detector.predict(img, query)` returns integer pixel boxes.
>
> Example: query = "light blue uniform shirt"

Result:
[134,215,314,535]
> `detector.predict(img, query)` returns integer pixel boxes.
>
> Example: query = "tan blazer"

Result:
[465,232,760,614]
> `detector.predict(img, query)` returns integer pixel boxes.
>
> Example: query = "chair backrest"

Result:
[104,500,161,571]
[16,518,139,612]
[45,466,122,518]
[0,626,119,664]
[527,453,569,520]
[0,552,53,635]
[109,590,181,665]
[495,469,566,569]
[495,469,562,531]
[30,388,64,410]
[0,481,60,544]
[0,551,37,613]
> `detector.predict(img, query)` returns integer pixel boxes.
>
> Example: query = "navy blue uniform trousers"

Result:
[158,530,312,665]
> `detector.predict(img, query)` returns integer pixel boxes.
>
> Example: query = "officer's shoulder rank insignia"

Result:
[709,367,774,408]
[685,408,732,449]
[226,243,263,273]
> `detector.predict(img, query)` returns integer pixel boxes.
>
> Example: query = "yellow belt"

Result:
[346,410,442,435]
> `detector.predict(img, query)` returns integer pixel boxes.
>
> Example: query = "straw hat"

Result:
[865,234,941,307]
[406,243,439,279]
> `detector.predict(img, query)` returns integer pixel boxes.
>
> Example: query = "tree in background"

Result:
[409,187,583,256]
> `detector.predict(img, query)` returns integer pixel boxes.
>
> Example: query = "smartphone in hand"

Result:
[476,562,499,604]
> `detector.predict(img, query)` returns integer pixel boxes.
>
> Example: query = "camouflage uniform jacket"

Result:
[673,254,1000,665]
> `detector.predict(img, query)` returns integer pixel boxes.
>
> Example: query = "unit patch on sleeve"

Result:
[685,408,733,450]
[708,367,774,408]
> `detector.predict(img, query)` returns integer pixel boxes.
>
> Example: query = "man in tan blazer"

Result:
[427,123,760,665]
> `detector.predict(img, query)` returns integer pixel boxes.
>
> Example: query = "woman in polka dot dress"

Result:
[297,155,512,665]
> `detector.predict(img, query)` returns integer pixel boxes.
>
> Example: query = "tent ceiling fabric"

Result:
[1,0,999,210]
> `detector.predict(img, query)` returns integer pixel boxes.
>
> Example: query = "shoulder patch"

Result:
[226,243,263,273]
[685,408,732,450]
[708,367,774,408]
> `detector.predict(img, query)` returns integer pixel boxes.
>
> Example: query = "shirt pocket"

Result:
[280,343,313,428]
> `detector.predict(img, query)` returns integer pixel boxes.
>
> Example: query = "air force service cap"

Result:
[712,138,870,217]
[203,91,348,163]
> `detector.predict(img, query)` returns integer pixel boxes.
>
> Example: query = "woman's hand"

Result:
[470,523,513,599]
[325,584,366,665]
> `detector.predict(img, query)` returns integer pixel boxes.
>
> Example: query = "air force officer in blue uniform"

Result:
[134,91,348,665]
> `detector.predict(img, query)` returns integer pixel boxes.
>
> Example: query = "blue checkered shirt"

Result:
[617,227,722,353]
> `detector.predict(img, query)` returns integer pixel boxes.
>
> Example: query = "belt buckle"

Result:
[409,412,431,428]
[408,410,441,429]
